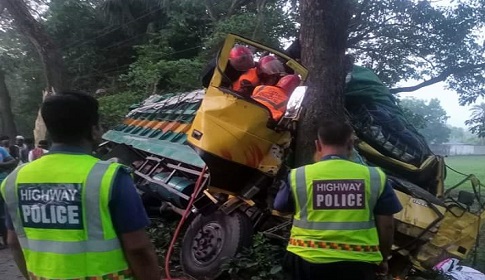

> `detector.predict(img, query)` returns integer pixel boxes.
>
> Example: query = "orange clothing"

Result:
[252,85,290,121]
[232,68,260,94]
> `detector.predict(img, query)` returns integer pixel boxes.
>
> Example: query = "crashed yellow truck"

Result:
[97,34,485,279]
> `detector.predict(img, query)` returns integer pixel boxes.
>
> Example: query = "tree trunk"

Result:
[296,0,352,165]
[3,0,67,142]
[0,70,18,139]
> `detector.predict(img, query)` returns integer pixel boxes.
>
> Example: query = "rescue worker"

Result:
[274,120,402,280]
[252,74,301,121]
[232,55,286,95]
[1,91,160,279]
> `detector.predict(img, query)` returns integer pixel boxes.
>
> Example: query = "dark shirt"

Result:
[273,155,403,215]
[3,145,149,234]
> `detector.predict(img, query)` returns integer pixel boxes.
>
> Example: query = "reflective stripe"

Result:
[289,238,379,252]
[293,219,376,230]
[4,161,121,254]
[4,167,25,237]
[85,161,112,240]
[295,167,307,220]
[368,167,381,220]
[18,237,121,254]
[293,165,382,231]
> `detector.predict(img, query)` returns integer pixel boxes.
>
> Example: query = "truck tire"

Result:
[180,210,253,280]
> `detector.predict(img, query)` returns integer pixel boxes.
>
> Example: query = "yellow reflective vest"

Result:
[287,158,386,264]
[0,153,133,279]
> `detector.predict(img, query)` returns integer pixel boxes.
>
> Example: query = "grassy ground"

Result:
[444,155,485,191]
[442,155,485,273]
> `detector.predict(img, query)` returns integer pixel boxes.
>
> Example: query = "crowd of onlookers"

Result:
[0,135,49,249]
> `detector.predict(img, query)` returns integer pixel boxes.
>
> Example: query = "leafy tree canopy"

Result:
[400,97,451,144]
[466,102,485,138]
[349,0,485,106]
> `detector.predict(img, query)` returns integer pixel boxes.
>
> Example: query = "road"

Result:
[0,248,24,279]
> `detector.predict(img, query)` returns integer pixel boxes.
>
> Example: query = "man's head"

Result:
[15,135,24,146]
[41,91,101,146]
[314,120,354,161]
[38,140,49,149]
[0,135,9,148]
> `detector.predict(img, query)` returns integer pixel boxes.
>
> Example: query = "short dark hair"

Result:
[41,91,99,144]
[317,120,353,146]
[38,140,49,147]
[0,135,9,141]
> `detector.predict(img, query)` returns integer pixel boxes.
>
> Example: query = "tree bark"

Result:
[296,0,352,165]
[0,70,18,139]
[3,0,67,142]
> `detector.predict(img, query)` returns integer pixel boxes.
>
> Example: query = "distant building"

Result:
[430,143,485,156]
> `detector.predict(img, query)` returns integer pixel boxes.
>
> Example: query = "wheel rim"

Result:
[192,222,225,264]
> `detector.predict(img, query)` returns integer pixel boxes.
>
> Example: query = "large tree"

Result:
[2,0,67,142]
[296,0,352,164]
[0,69,17,138]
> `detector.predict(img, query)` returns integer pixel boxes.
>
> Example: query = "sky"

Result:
[397,82,485,128]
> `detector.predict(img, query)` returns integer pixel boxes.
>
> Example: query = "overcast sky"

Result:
[398,82,484,128]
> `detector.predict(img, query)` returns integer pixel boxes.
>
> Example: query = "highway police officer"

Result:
[274,120,402,280]
[1,91,160,279]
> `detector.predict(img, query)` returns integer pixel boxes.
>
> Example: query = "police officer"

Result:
[274,120,402,280]
[1,91,160,279]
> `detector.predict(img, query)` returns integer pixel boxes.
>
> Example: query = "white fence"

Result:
[430,144,485,156]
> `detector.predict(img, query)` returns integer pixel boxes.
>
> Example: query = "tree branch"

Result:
[390,63,485,94]
[204,0,218,22]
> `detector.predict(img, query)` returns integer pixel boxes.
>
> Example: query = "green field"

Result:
[444,155,485,192]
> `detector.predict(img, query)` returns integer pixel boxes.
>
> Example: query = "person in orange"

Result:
[232,55,286,96]
[252,74,301,121]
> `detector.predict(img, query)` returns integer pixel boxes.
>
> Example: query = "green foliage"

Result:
[97,90,144,129]
[221,233,286,280]
[121,35,203,93]
[465,103,485,138]
[349,0,485,105]
[400,97,451,144]
[146,217,184,276]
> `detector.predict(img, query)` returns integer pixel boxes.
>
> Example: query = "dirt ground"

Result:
[0,248,24,279]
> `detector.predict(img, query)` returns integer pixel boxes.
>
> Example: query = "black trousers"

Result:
[284,252,377,280]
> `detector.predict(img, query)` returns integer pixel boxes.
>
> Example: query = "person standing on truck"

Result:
[274,120,402,280]
[1,91,160,280]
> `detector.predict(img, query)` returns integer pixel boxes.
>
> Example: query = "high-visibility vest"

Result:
[252,85,289,120]
[232,67,260,93]
[287,159,386,264]
[0,153,133,279]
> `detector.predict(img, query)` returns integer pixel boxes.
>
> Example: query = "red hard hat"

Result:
[276,74,301,94]
[258,55,285,75]
[229,45,255,71]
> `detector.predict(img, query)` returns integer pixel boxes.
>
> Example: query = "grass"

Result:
[444,155,485,191]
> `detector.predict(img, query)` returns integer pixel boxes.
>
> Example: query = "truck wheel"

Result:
[180,210,253,280]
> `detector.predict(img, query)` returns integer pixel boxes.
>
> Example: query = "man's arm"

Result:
[119,229,160,280]
[373,179,403,274]
[109,168,160,279]
[0,156,18,169]
[375,215,394,261]
[273,179,295,213]
[7,230,29,278]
